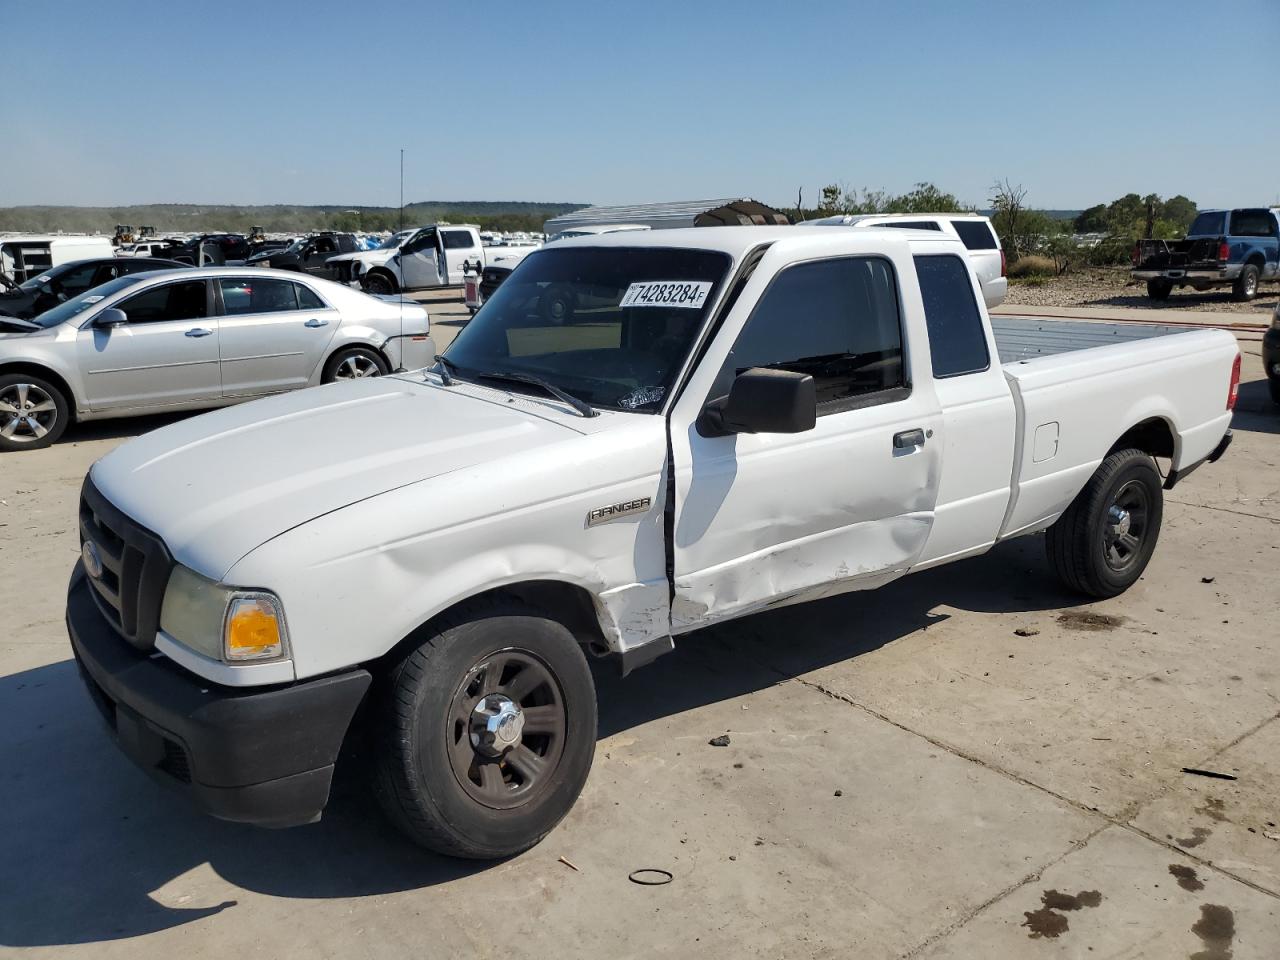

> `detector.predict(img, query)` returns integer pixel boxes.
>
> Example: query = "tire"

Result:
[363,271,398,295]
[322,346,389,383]
[1146,278,1172,301]
[372,599,597,859]
[0,372,70,452]
[1232,263,1260,302]
[539,282,577,324]
[1046,448,1164,598]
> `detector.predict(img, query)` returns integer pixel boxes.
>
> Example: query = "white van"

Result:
[803,213,1007,308]
[0,235,116,285]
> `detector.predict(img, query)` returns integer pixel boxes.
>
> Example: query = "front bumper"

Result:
[67,565,371,828]
[1263,327,1280,380]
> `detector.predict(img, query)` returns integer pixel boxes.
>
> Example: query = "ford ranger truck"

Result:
[1133,207,1280,302]
[67,227,1238,859]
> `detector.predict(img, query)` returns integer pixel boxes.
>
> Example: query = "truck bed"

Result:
[992,315,1187,364]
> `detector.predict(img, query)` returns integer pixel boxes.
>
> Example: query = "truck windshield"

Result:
[27,275,145,328]
[441,247,731,412]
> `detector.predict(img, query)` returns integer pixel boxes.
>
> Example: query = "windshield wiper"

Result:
[475,370,597,418]
[432,354,456,386]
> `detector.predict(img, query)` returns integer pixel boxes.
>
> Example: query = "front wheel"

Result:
[1232,263,1260,302]
[1046,448,1163,598]
[363,271,398,295]
[372,600,597,858]
[1146,278,1172,301]
[0,373,70,452]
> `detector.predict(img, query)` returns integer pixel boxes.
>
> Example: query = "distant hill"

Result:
[0,201,588,236]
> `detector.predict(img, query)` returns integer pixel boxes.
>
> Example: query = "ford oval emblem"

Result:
[81,541,104,580]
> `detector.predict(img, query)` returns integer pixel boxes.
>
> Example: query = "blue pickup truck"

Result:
[1133,207,1280,302]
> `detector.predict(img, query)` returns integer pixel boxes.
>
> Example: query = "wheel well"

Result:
[1109,417,1175,460]
[1245,253,1265,268]
[322,341,393,377]
[0,362,78,419]
[371,580,610,676]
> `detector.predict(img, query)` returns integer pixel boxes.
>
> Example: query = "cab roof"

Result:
[550,224,966,258]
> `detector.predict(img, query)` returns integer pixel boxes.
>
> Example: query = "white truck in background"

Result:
[1,235,115,286]
[326,223,484,294]
[68,226,1237,862]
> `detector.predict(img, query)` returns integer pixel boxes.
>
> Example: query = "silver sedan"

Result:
[0,267,433,451]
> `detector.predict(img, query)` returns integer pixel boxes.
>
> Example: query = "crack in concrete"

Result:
[1167,499,1280,523]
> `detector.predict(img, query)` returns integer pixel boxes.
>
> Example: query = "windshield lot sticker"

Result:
[620,280,713,309]
[619,385,666,409]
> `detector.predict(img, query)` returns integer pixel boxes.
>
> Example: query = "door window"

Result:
[404,230,438,254]
[914,254,990,378]
[118,281,209,323]
[712,256,906,412]
[218,277,303,315]
[442,230,477,250]
[311,236,338,255]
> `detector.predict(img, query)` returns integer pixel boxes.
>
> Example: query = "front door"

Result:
[400,228,442,289]
[667,248,944,632]
[302,235,340,277]
[77,278,221,410]
[440,229,478,284]
[216,276,339,396]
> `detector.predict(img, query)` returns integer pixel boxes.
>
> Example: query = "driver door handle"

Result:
[185,327,213,338]
[893,428,926,449]
[304,318,329,328]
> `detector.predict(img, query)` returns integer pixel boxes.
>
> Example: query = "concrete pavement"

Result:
[1,321,1277,959]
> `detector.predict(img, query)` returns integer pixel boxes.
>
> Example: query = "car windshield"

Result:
[27,276,145,328]
[380,231,413,249]
[441,246,731,412]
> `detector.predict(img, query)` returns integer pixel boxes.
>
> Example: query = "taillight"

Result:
[1218,240,1230,262]
[1227,352,1241,410]
[1000,248,1007,277]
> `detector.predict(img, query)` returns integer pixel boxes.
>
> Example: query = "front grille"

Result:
[160,738,192,783]
[79,478,174,652]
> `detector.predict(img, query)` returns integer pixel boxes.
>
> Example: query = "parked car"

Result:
[0,267,432,451]
[243,232,359,278]
[1132,208,1280,302]
[1264,301,1280,405]
[326,224,484,293]
[64,226,1237,858]
[116,239,182,258]
[802,213,1007,308]
[0,235,116,285]
[0,257,184,320]
[164,234,253,266]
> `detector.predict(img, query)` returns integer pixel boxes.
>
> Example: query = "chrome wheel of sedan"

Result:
[0,382,58,445]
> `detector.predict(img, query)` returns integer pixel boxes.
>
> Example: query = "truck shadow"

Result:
[0,536,1081,948]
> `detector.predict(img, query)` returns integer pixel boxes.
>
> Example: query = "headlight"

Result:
[160,566,290,663]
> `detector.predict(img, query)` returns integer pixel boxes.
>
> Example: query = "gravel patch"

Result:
[1006,267,1278,316]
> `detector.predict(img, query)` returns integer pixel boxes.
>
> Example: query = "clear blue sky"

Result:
[6,0,1278,211]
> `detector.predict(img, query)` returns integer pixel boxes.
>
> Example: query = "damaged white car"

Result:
[67,227,1237,858]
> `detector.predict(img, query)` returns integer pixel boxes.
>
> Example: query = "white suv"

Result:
[803,213,1007,308]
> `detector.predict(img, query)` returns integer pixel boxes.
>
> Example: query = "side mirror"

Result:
[701,367,817,436]
[94,307,127,328]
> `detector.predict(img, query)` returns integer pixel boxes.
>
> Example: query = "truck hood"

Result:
[90,377,582,579]
[326,248,395,266]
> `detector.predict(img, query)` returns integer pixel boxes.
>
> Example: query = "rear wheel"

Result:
[322,346,388,383]
[1146,278,1172,301]
[372,599,597,858]
[0,373,69,452]
[1046,448,1163,598]
[1232,263,1260,302]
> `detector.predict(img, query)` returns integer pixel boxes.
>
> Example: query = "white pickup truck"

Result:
[325,224,484,294]
[67,227,1238,859]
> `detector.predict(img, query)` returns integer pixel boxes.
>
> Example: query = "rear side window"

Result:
[950,220,998,250]
[715,256,905,411]
[296,284,325,309]
[1229,209,1276,237]
[914,254,990,378]
[442,230,476,250]
[1189,211,1226,236]
[872,221,942,231]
